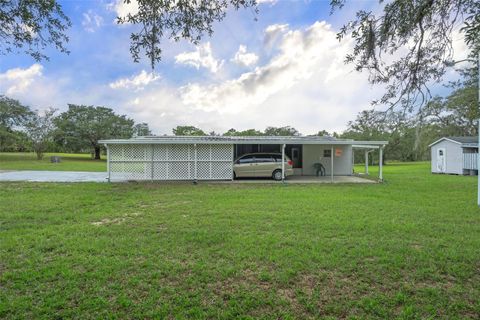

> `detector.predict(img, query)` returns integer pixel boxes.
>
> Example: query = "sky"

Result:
[0,0,469,136]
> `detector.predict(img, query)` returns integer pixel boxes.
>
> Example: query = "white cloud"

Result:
[258,0,278,5]
[181,21,350,113]
[109,70,160,90]
[82,10,104,33]
[177,21,381,134]
[108,0,139,18]
[264,23,289,48]
[232,45,259,67]
[2,21,382,136]
[175,42,223,73]
[0,64,43,95]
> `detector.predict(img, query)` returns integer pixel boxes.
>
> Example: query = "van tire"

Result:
[272,169,283,181]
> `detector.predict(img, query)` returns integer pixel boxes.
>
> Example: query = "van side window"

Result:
[323,149,331,158]
[238,156,254,164]
[255,154,274,163]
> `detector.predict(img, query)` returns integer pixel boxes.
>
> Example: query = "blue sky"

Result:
[0,0,468,135]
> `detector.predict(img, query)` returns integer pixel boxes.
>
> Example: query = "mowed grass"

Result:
[0,162,479,319]
[0,152,106,172]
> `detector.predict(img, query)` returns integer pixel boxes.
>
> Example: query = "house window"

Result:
[323,149,331,158]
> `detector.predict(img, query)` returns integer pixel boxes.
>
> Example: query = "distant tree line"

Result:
[0,100,151,160]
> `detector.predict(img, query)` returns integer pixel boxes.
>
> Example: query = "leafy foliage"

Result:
[24,108,57,160]
[0,96,34,152]
[172,125,206,136]
[55,105,135,159]
[223,128,264,136]
[116,0,258,69]
[264,126,300,136]
[0,0,71,61]
[133,122,153,137]
[333,0,480,110]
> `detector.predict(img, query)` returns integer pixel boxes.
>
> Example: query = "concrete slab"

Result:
[227,175,376,184]
[0,171,108,182]
[0,171,375,184]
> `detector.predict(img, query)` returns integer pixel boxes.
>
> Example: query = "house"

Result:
[429,136,478,175]
[99,136,387,182]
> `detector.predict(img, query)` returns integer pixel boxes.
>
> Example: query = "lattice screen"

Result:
[108,144,233,181]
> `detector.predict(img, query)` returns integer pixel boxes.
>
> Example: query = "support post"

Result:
[193,143,198,184]
[365,150,369,175]
[106,144,110,182]
[352,149,355,174]
[151,144,154,181]
[379,147,383,181]
[331,146,334,183]
[478,53,480,206]
[282,144,286,182]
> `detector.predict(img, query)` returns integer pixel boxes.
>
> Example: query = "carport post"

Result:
[193,143,198,183]
[331,146,334,183]
[150,144,154,181]
[365,150,369,175]
[281,144,286,182]
[105,144,110,182]
[379,147,383,181]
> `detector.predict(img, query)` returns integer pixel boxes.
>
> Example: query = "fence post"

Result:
[151,144,154,181]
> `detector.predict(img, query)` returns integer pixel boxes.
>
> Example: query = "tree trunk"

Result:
[35,149,43,160]
[94,146,101,160]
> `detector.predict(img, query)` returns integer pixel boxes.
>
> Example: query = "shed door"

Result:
[437,148,446,173]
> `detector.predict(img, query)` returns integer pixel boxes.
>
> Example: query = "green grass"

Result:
[0,152,106,172]
[1,162,479,319]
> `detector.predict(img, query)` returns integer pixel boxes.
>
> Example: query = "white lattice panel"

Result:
[108,144,233,181]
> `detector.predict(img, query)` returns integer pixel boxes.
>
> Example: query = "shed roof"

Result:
[429,136,478,148]
[99,135,388,146]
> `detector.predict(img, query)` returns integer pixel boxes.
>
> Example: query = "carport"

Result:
[99,136,387,182]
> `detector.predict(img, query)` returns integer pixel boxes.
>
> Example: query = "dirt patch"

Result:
[91,217,126,226]
[91,212,143,226]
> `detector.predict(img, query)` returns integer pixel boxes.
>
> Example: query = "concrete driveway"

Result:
[0,171,108,182]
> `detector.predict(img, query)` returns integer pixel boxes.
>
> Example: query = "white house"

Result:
[429,136,478,175]
[99,136,387,182]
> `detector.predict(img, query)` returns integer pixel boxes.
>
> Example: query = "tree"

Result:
[312,130,331,137]
[117,0,258,69]
[0,96,33,151]
[342,110,417,162]
[172,126,206,136]
[55,105,135,160]
[333,0,480,110]
[264,126,300,136]
[25,109,56,160]
[133,122,152,137]
[422,67,479,136]
[223,128,263,136]
[0,0,71,61]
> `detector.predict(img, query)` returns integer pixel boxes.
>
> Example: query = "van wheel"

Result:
[233,171,236,180]
[272,169,283,181]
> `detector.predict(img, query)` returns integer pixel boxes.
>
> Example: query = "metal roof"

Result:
[99,135,388,146]
[447,136,478,144]
[428,136,478,148]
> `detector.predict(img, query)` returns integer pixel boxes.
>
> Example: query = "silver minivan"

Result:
[233,153,294,180]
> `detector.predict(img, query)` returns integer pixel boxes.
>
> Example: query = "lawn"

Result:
[0,162,479,319]
[0,152,106,172]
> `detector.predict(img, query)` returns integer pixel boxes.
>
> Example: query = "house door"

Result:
[291,147,301,168]
[437,148,446,173]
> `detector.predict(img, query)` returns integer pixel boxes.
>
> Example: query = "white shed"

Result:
[429,137,478,175]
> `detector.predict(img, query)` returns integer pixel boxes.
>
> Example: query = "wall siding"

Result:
[302,145,353,176]
[430,140,463,174]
